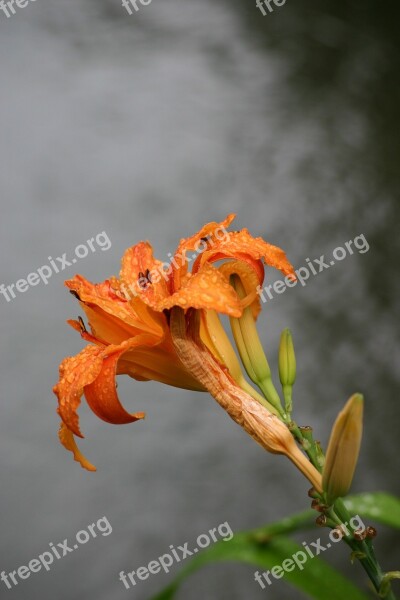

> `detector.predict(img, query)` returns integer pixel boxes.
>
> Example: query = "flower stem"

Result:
[286,421,397,598]
[331,498,397,600]
[286,419,322,472]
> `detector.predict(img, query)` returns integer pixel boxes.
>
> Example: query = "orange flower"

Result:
[54,214,295,471]
[117,213,294,317]
[53,278,205,471]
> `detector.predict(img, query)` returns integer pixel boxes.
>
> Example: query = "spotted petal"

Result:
[54,345,104,438]
[172,214,236,289]
[193,228,295,280]
[66,275,163,337]
[174,213,236,256]
[54,335,160,436]
[156,263,242,317]
[119,241,170,304]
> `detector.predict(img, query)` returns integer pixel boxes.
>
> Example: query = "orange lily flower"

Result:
[53,277,205,471]
[54,213,323,491]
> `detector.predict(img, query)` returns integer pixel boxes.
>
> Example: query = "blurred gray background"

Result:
[0,0,399,598]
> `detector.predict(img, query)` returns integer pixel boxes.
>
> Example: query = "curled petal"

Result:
[54,345,104,437]
[174,213,236,256]
[172,214,237,289]
[194,229,295,280]
[58,422,97,472]
[66,275,159,336]
[84,350,146,425]
[218,260,262,319]
[157,263,242,317]
[67,275,127,311]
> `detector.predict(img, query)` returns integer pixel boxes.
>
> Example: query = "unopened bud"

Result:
[322,393,364,504]
[279,329,296,413]
[230,275,284,416]
[202,309,281,417]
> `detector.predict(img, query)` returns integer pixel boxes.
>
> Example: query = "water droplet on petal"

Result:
[201,293,213,303]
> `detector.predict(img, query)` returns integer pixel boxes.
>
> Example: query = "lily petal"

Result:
[172,213,237,289]
[119,341,205,391]
[84,350,146,425]
[59,422,97,472]
[54,345,104,437]
[157,263,242,317]
[174,213,237,256]
[119,241,171,303]
[194,228,295,280]
[67,275,163,335]
[54,333,160,436]
[218,260,262,319]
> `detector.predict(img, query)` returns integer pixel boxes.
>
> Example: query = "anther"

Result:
[78,316,87,333]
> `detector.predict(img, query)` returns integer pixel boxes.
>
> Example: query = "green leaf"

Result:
[248,508,315,539]
[344,493,400,529]
[249,492,400,540]
[151,491,400,600]
[150,533,369,600]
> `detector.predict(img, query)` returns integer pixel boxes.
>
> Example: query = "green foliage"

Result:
[343,493,400,529]
[150,492,400,600]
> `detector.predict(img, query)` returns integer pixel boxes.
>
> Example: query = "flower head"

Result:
[54,214,296,471]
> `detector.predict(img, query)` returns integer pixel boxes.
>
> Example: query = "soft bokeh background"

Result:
[0,1,399,598]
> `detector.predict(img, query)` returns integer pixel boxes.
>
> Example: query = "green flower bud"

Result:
[279,328,296,387]
[229,275,284,417]
[278,328,296,414]
[322,393,364,505]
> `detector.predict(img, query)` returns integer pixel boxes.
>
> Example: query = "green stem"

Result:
[252,370,396,600]
[331,499,397,599]
[286,424,396,599]
[287,420,322,473]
